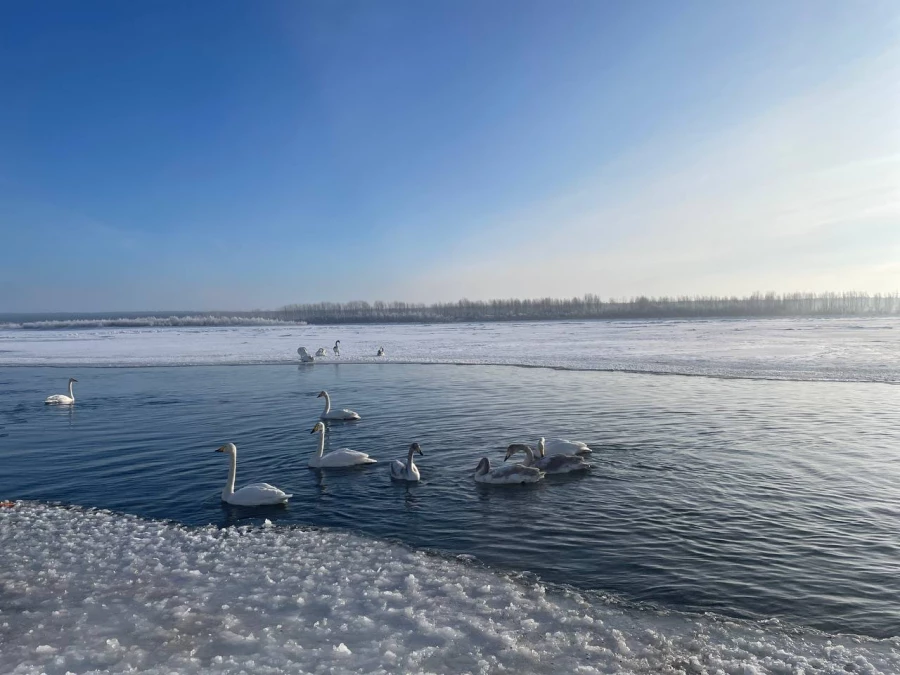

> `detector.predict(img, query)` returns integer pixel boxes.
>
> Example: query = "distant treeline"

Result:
[274,292,900,324]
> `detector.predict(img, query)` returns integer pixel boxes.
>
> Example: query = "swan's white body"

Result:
[298,346,315,363]
[376,346,385,357]
[542,438,592,456]
[318,390,360,420]
[390,443,422,481]
[333,340,341,356]
[507,442,591,475]
[308,422,376,468]
[45,378,77,405]
[474,457,544,484]
[315,348,328,357]
[216,443,291,506]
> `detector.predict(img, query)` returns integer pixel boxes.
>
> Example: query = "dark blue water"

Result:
[2,364,899,638]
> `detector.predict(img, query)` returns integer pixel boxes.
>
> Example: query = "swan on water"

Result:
[506,442,591,475]
[308,421,376,468]
[44,378,77,405]
[215,443,291,506]
[376,346,385,357]
[474,456,544,484]
[390,442,423,481]
[541,438,592,456]
[298,346,315,363]
[333,340,341,356]
[318,390,360,420]
[315,348,328,357]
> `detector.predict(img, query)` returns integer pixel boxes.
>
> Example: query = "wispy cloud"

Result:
[403,46,900,300]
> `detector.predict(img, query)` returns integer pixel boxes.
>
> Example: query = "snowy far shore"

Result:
[1,317,898,382]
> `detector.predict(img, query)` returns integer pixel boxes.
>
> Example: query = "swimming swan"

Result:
[315,348,328,357]
[376,346,385,357]
[45,378,77,405]
[318,390,361,420]
[333,340,341,356]
[506,442,591,474]
[390,442,423,481]
[474,457,544,484]
[541,437,592,456]
[298,346,315,363]
[215,443,291,506]
[308,421,376,468]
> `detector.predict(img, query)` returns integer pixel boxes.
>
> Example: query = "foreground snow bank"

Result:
[1,503,897,674]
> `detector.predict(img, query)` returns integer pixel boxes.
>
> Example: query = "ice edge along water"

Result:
[1,502,898,675]
[1,317,899,383]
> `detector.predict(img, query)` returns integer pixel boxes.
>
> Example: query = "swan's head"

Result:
[310,421,325,434]
[410,442,423,456]
[215,442,237,455]
[334,340,340,346]
[68,378,78,383]
[504,443,531,462]
[316,390,328,399]
[475,457,490,475]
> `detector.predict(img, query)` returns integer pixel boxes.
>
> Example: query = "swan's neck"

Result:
[406,446,417,472]
[223,452,236,499]
[68,381,75,400]
[522,446,536,466]
[322,393,331,414]
[316,429,325,459]
[537,440,545,458]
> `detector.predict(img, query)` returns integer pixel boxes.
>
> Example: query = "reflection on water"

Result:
[2,364,900,638]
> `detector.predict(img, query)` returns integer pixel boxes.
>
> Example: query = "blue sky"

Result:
[1,0,898,311]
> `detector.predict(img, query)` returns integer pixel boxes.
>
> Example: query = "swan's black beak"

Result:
[310,428,316,434]
[215,447,224,453]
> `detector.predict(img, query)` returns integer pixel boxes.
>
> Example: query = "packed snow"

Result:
[1,502,897,675]
[1,317,898,382]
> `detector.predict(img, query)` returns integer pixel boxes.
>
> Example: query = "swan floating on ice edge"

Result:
[315,347,328,357]
[308,421,377,468]
[45,378,77,405]
[216,443,291,506]
[298,347,315,363]
[390,442,423,481]
[474,457,544,484]
[376,346,385,357]
[318,390,360,420]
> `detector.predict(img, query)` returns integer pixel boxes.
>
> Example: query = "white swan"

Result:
[506,443,591,475]
[376,346,385,357]
[315,347,328,357]
[308,421,376,468]
[474,457,544,484]
[318,390,360,420]
[390,442,423,481]
[333,340,341,356]
[215,443,291,506]
[298,346,315,363]
[541,437,592,456]
[45,378,77,405]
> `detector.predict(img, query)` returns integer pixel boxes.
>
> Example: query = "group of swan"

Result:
[298,341,386,361]
[474,437,592,484]
[44,378,77,405]
[43,376,592,503]
[215,390,375,505]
